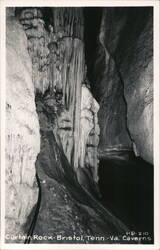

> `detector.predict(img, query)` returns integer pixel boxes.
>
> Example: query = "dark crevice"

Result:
[24,173,41,244]
[83,7,103,93]
[98,156,154,243]
[83,6,154,243]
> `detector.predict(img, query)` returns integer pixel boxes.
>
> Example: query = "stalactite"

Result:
[47,8,85,170]
[53,7,84,40]
[79,84,100,181]
[18,6,100,189]
[55,37,85,169]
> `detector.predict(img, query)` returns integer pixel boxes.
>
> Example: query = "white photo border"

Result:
[0,0,159,250]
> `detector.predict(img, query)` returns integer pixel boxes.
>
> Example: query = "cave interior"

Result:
[6,6,153,244]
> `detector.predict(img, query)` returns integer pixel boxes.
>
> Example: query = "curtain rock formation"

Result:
[5,6,153,244]
[18,7,100,187]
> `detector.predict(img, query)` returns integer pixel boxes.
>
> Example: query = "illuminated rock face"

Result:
[19,7,100,186]
[5,18,40,241]
[52,37,85,170]
[79,85,100,179]
[14,8,127,240]
[121,18,153,163]
[6,7,153,242]
[18,8,50,93]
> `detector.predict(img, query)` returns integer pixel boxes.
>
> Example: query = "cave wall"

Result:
[5,7,104,241]
[94,46,132,159]
[32,96,128,243]
[5,16,40,241]
[93,7,153,163]
[18,7,100,185]
[5,6,153,243]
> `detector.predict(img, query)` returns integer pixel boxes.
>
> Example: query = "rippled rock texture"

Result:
[6,17,40,241]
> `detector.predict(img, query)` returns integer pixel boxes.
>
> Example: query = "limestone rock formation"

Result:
[18,8,50,93]
[5,6,153,244]
[5,17,40,241]
[93,26,132,159]
[53,7,84,39]
[119,12,153,163]
[18,7,100,186]
[93,7,153,163]
[32,97,128,243]
[17,7,128,242]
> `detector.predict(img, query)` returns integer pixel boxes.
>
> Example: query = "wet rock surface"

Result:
[31,128,128,244]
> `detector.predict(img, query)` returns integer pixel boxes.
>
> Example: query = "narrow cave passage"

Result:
[83,7,103,95]
[83,7,154,242]
[6,6,154,244]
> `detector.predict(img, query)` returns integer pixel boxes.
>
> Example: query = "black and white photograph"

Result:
[0,0,160,249]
